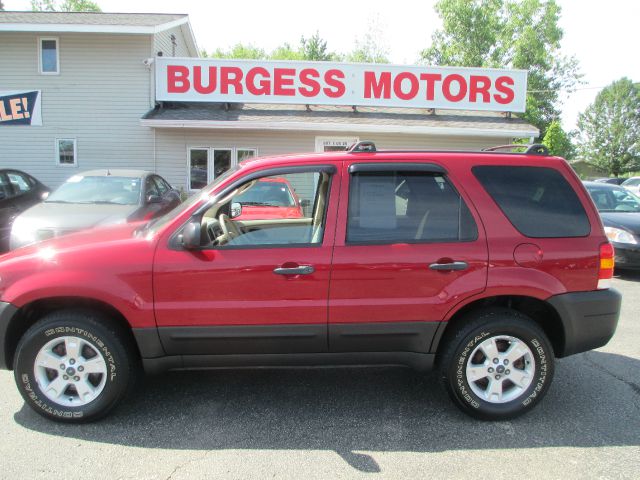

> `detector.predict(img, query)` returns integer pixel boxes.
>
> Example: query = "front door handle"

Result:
[429,261,469,271]
[273,265,315,275]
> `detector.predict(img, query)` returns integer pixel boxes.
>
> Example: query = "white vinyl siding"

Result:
[0,32,155,187]
[154,26,191,58]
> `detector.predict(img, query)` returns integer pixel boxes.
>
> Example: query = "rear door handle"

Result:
[273,265,315,275]
[429,261,469,271]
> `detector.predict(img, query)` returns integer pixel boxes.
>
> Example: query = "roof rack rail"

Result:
[482,143,550,155]
[348,141,377,153]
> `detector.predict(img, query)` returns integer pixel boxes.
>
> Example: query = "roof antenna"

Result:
[107,169,111,176]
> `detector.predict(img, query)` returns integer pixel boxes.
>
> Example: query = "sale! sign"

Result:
[0,90,42,126]
[156,58,527,112]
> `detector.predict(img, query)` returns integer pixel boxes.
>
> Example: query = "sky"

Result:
[4,0,639,131]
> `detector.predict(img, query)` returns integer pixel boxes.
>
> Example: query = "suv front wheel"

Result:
[13,309,137,423]
[439,308,555,420]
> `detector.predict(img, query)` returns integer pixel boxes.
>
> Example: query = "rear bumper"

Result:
[548,288,621,357]
[0,301,19,370]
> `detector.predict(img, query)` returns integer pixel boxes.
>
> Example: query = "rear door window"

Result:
[347,170,478,244]
[473,166,590,238]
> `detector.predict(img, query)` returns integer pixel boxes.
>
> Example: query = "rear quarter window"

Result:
[472,165,590,238]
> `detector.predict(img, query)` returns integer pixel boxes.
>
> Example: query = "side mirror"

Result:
[181,220,201,249]
[147,194,162,204]
[230,202,242,219]
[300,199,311,208]
[41,191,50,201]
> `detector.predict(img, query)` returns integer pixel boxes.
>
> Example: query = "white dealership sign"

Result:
[155,58,528,112]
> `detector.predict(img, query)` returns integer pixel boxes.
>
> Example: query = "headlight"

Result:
[10,219,37,246]
[604,226,638,245]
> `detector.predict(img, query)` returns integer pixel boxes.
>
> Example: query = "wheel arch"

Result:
[4,296,140,371]
[432,295,565,358]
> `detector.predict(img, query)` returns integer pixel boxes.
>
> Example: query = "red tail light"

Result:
[598,242,614,289]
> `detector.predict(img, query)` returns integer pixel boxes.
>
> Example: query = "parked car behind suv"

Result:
[10,169,180,250]
[0,169,50,253]
[584,181,640,268]
[0,143,620,423]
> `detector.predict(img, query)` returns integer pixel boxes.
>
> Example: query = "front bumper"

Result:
[548,288,621,357]
[0,301,18,370]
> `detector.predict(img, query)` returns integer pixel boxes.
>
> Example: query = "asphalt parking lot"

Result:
[1,274,638,479]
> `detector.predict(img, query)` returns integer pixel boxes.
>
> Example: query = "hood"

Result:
[236,205,304,221]
[600,212,640,235]
[15,202,138,230]
[10,202,139,249]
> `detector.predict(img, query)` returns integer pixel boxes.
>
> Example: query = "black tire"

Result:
[438,308,555,420]
[13,309,138,423]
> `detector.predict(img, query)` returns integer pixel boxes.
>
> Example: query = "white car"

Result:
[621,177,640,195]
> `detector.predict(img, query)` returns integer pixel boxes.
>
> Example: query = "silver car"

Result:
[10,169,180,250]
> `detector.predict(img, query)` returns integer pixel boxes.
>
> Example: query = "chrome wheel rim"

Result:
[465,335,535,404]
[34,336,108,407]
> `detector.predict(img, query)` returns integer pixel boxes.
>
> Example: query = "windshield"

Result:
[235,180,296,207]
[622,178,640,186]
[587,186,640,212]
[47,175,141,205]
[143,164,241,235]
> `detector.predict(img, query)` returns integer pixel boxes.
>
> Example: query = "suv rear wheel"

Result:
[13,309,137,423]
[439,308,555,420]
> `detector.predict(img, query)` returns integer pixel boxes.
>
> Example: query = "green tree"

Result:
[346,17,390,63]
[542,120,573,159]
[269,43,305,61]
[422,0,580,138]
[300,31,340,61]
[32,0,101,11]
[576,78,640,177]
[0,1,5,11]
[204,43,267,60]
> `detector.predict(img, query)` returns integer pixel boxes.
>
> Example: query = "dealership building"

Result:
[0,11,538,192]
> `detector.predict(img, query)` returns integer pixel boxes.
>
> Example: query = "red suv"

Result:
[0,143,621,423]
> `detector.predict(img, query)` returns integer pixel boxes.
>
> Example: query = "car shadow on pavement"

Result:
[616,269,640,282]
[13,351,640,473]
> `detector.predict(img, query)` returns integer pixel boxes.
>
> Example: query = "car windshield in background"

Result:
[46,175,141,205]
[587,186,640,212]
[235,181,295,207]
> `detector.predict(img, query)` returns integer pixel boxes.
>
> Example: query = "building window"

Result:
[237,148,257,162]
[39,37,59,74]
[188,147,258,191]
[56,139,77,166]
[189,148,209,190]
[315,136,359,152]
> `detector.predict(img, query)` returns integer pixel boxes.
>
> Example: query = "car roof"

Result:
[239,150,566,171]
[583,181,626,191]
[75,169,152,178]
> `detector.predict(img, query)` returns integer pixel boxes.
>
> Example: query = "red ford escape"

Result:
[0,142,621,423]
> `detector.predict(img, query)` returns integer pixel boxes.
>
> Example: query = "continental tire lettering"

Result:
[454,331,490,409]
[522,338,548,406]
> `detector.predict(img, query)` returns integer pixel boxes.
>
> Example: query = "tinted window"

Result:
[145,177,160,197]
[586,185,640,213]
[473,166,590,238]
[347,171,478,244]
[7,172,32,194]
[0,174,12,200]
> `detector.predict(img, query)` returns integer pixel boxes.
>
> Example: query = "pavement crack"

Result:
[165,453,210,480]
[583,352,640,396]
